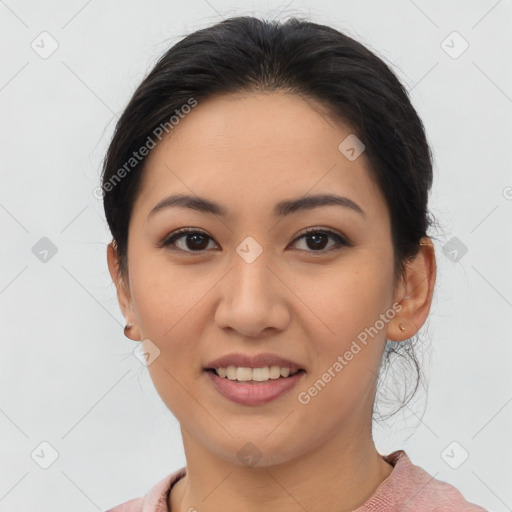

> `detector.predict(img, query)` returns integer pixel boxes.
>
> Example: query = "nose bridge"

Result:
[230,238,275,308]
[214,236,289,336]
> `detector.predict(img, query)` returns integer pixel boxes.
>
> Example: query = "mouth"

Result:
[204,366,306,405]
[203,353,306,404]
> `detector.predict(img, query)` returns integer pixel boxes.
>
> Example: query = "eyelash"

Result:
[158,227,352,254]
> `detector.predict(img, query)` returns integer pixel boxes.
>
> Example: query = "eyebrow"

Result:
[148,193,365,219]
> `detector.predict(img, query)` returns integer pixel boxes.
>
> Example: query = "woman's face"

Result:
[112,91,405,466]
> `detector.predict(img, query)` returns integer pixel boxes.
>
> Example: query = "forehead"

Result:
[134,91,387,222]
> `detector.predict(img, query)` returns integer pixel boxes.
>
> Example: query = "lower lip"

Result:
[205,370,306,405]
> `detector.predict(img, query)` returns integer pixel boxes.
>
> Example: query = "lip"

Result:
[205,369,306,405]
[204,352,304,372]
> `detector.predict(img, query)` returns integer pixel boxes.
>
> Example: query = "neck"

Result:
[169,423,393,512]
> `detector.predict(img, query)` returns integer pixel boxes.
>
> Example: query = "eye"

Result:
[289,227,351,253]
[159,228,218,253]
[158,227,351,254]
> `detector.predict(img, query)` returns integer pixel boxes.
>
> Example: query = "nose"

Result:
[214,250,290,338]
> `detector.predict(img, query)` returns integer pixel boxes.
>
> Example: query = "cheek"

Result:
[309,257,391,332]
[302,255,394,380]
[130,256,206,335]
[293,263,392,428]
[129,264,208,412]
[129,262,208,389]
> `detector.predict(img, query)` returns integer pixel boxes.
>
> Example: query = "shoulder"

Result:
[376,450,488,512]
[105,466,187,512]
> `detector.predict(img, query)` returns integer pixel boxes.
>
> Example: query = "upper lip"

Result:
[205,353,305,372]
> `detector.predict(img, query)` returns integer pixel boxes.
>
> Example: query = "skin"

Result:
[107,90,436,512]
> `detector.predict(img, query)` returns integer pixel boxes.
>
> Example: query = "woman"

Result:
[102,16,486,512]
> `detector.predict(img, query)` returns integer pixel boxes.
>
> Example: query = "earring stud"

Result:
[399,323,406,332]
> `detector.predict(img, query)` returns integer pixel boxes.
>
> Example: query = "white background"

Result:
[0,1,511,510]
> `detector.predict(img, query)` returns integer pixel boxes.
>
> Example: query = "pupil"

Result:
[188,234,208,250]
[308,233,327,250]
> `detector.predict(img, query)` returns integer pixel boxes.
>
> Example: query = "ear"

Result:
[387,237,436,342]
[107,242,141,341]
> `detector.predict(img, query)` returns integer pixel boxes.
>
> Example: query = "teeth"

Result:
[213,365,299,381]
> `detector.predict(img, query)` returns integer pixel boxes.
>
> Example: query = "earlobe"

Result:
[388,237,436,342]
[124,323,138,341]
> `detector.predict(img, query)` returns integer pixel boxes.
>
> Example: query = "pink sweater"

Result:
[105,450,487,511]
